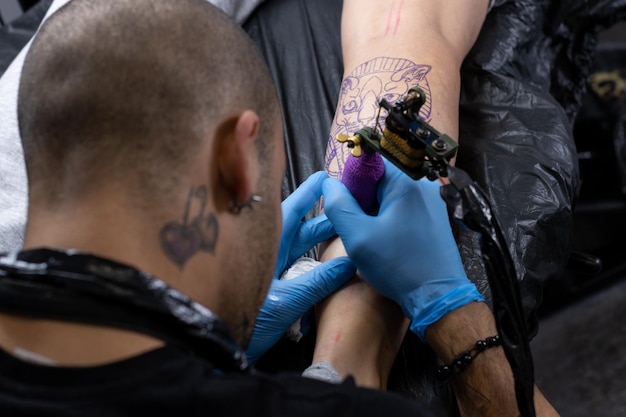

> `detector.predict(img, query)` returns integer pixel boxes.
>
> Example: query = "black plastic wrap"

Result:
[456,0,626,333]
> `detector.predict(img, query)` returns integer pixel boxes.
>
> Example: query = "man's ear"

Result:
[215,110,260,208]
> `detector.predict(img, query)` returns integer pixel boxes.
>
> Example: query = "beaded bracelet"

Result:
[436,335,501,383]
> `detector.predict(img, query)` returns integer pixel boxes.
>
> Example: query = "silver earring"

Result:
[229,194,262,214]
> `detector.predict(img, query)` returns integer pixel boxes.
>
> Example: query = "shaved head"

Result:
[18,0,280,208]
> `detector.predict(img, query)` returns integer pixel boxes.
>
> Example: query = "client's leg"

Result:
[312,237,409,389]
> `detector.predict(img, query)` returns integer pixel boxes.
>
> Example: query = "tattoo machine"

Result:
[335,86,537,417]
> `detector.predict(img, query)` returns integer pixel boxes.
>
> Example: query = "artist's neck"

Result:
[21,203,223,312]
[7,205,225,366]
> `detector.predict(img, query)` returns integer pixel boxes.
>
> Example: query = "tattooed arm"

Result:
[313,0,491,389]
[325,0,489,176]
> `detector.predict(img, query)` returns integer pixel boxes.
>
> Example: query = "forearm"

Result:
[425,302,560,417]
[325,0,490,178]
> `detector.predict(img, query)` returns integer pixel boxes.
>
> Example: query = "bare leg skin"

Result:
[313,237,409,389]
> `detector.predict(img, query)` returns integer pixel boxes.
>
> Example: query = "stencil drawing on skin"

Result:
[325,57,432,179]
[160,186,219,269]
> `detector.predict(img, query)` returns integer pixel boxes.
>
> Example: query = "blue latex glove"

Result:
[322,160,483,341]
[246,172,356,364]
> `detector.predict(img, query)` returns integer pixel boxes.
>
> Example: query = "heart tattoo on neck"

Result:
[160,186,219,269]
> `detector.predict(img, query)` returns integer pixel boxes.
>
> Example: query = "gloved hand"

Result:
[322,160,483,341]
[246,172,356,364]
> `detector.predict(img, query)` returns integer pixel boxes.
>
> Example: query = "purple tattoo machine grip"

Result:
[341,151,385,214]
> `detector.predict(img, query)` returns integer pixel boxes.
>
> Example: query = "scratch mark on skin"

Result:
[394,0,404,35]
[385,2,394,36]
[385,0,404,37]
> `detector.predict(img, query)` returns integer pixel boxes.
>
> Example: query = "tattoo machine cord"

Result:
[336,87,536,417]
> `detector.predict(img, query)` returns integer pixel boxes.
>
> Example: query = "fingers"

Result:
[378,172,444,215]
[287,215,336,261]
[376,160,415,205]
[281,171,327,230]
[296,257,356,303]
[276,171,329,276]
[321,178,366,233]
[248,256,356,365]
[377,158,403,191]
[406,179,448,221]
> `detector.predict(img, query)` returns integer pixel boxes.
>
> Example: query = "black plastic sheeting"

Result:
[455,0,626,334]
[244,0,626,408]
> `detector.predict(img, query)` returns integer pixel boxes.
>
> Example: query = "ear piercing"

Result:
[229,194,262,214]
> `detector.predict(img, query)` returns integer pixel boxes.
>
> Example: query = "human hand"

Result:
[274,171,334,276]
[322,160,483,340]
[247,256,355,364]
[246,172,356,364]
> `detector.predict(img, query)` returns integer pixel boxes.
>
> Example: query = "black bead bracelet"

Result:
[436,335,501,383]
